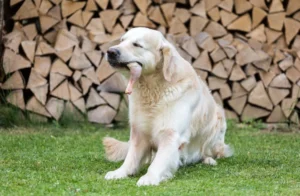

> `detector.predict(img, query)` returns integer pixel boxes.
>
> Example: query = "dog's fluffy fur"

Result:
[103,28,233,186]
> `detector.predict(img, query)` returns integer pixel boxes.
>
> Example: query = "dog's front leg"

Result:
[137,129,180,186]
[105,127,150,180]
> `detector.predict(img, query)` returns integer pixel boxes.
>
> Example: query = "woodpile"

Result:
[1,0,300,124]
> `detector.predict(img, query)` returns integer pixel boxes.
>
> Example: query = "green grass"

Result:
[0,116,300,195]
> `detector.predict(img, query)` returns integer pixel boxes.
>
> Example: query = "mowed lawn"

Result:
[0,120,300,195]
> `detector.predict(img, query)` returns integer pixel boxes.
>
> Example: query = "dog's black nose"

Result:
[107,48,120,59]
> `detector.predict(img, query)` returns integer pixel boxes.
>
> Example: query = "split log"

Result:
[228,95,247,115]
[6,90,25,110]
[46,97,65,120]
[31,84,48,105]
[88,105,117,124]
[50,80,70,100]
[26,96,51,117]
[242,104,270,121]
[248,82,273,110]
[3,49,31,74]
[268,87,289,105]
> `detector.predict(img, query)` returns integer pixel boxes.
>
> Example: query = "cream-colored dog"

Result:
[103,27,233,186]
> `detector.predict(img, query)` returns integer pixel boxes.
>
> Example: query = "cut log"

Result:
[181,37,200,58]
[207,7,220,22]
[80,77,93,95]
[82,67,100,85]
[194,32,216,52]
[278,54,293,71]
[219,0,234,12]
[204,0,220,11]
[3,31,24,53]
[212,62,228,78]
[86,88,106,109]
[85,0,97,11]
[227,13,252,32]
[249,0,268,11]
[73,98,86,113]
[97,73,127,93]
[6,90,25,110]
[168,17,187,34]
[267,12,285,31]
[208,76,226,90]
[100,10,120,32]
[111,0,124,9]
[100,92,121,110]
[229,65,246,81]
[220,10,238,27]
[120,15,134,29]
[31,84,48,105]
[290,112,299,124]
[225,109,238,120]
[68,10,93,28]
[228,95,247,115]
[248,81,273,110]
[266,105,287,123]
[46,97,65,120]
[284,18,300,45]
[133,0,149,14]
[3,49,31,74]
[161,3,176,26]
[40,15,59,34]
[51,59,73,77]
[292,85,300,99]
[234,0,252,14]
[281,98,296,118]
[97,60,116,82]
[246,24,266,43]
[242,104,270,121]
[192,50,212,71]
[223,59,234,74]
[235,46,259,65]
[26,96,51,117]
[269,0,284,14]
[62,101,84,121]
[50,80,70,100]
[86,18,105,35]
[293,11,300,22]
[85,50,102,67]
[88,105,117,124]
[95,0,108,10]
[69,46,92,70]
[190,17,209,37]
[204,21,227,38]
[190,1,206,18]
[220,84,232,99]
[268,87,289,105]
[54,29,78,51]
[35,42,56,56]
[68,83,82,102]
[175,8,191,23]
[50,73,66,91]
[241,76,256,91]
[13,0,38,20]
[39,0,53,15]
[56,47,73,63]
[252,6,267,29]
[33,56,51,77]
[120,0,137,15]
[212,92,223,107]
[232,82,248,98]
[22,24,37,40]
[195,69,208,80]
[44,31,57,44]
[210,47,226,63]
[265,28,282,44]
[61,0,85,18]
[21,41,36,63]
[73,71,82,82]
[27,69,47,89]
[286,67,300,83]
[149,6,167,26]
[286,0,300,16]
[270,73,292,88]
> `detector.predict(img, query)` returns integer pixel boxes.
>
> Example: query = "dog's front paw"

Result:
[203,157,217,166]
[137,174,160,186]
[105,169,128,180]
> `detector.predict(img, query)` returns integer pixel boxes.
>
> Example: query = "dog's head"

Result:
[106,27,185,83]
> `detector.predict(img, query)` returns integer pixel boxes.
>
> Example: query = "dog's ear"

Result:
[161,41,180,82]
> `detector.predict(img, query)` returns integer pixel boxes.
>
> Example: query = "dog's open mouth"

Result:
[125,62,142,95]
[107,60,142,95]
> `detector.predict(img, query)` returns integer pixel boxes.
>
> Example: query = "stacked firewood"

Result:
[1,0,300,124]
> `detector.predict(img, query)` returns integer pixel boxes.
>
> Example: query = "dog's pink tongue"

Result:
[125,63,142,95]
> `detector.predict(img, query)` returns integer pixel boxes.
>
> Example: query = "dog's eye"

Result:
[133,42,143,48]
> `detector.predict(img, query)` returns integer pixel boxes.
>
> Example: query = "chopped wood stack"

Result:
[1,0,300,124]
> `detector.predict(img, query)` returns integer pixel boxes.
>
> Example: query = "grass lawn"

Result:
[0,116,300,195]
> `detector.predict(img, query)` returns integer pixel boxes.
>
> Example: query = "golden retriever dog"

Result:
[103,27,233,186]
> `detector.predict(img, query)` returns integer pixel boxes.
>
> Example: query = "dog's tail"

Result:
[103,137,129,162]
